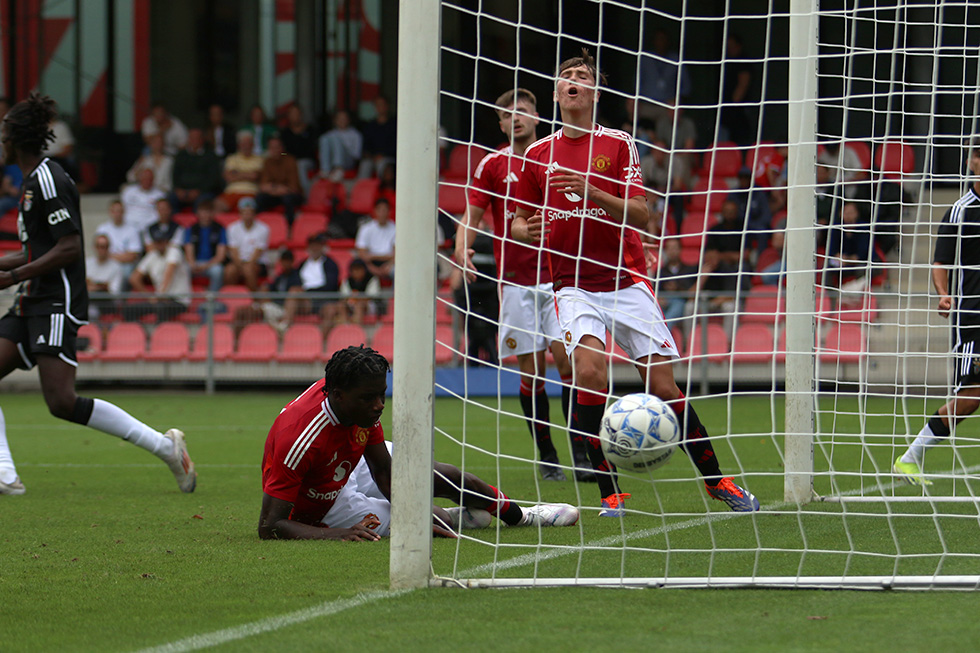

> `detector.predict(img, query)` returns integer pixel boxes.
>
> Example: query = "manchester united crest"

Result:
[564,330,572,343]
[592,154,611,173]
[355,428,369,445]
[22,190,32,212]
[505,337,517,350]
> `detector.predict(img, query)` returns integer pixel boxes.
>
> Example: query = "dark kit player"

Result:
[0,93,195,496]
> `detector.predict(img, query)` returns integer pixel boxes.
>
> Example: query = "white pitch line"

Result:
[133,589,412,653]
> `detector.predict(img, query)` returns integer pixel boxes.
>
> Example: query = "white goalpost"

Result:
[392,0,980,591]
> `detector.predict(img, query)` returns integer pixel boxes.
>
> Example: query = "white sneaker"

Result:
[163,429,196,493]
[0,476,25,495]
[521,503,580,527]
[443,506,493,530]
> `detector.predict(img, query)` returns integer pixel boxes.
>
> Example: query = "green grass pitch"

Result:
[1,390,978,652]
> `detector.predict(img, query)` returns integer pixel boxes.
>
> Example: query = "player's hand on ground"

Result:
[338,516,382,541]
[938,295,952,318]
[431,507,458,539]
[526,211,548,242]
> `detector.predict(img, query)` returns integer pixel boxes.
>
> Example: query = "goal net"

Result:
[390,0,980,590]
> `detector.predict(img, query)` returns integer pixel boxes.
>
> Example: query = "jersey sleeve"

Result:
[37,174,81,241]
[467,154,496,210]
[934,208,957,265]
[514,151,543,213]
[261,421,311,503]
[367,423,385,446]
[620,137,645,199]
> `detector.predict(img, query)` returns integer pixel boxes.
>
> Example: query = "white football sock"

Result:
[86,399,174,459]
[900,423,941,464]
[0,406,18,484]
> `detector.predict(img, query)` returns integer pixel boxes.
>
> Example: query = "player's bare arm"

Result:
[258,493,381,541]
[454,204,485,283]
[0,233,81,290]
[362,441,392,501]
[548,168,648,228]
[511,207,546,243]
[0,250,26,272]
[932,262,951,318]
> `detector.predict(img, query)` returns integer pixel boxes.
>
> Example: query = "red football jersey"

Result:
[468,146,551,286]
[261,379,385,525]
[514,126,647,292]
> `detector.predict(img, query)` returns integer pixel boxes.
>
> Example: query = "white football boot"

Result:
[163,429,197,493]
[521,503,580,527]
[0,476,26,495]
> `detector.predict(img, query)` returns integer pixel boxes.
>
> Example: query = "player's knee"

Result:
[45,391,78,421]
[433,462,463,496]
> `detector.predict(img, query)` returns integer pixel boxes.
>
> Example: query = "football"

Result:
[599,393,681,471]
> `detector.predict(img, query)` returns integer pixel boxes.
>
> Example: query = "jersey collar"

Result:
[28,157,51,178]
[322,395,340,425]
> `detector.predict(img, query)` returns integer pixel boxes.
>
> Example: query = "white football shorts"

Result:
[498,282,562,357]
[321,442,392,537]
[555,282,679,361]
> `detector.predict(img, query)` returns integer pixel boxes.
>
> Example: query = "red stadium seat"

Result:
[101,323,146,361]
[874,141,915,179]
[743,142,776,176]
[444,144,492,182]
[438,182,468,216]
[700,145,743,181]
[277,323,323,363]
[144,322,191,362]
[214,285,255,323]
[329,247,355,282]
[287,212,329,249]
[820,323,865,365]
[77,324,103,362]
[371,324,395,362]
[174,212,196,228]
[686,323,729,363]
[348,178,381,215]
[189,323,234,362]
[304,178,346,214]
[435,325,457,364]
[215,212,238,227]
[686,177,728,215]
[231,323,279,362]
[256,212,290,249]
[731,324,775,363]
[741,291,785,327]
[845,141,872,171]
[324,324,369,358]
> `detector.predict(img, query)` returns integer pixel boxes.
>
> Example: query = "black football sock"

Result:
[672,396,723,485]
[482,485,525,526]
[928,414,951,439]
[519,380,557,460]
[573,393,619,498]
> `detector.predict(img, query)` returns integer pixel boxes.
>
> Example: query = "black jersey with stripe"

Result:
[14,158,88,323]
[934,187,980,335]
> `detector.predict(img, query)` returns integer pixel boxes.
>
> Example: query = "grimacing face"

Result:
[555,64,598,112]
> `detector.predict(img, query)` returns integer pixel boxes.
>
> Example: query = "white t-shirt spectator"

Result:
[226,219,271,265]
[135,245,193,305]
[121,184,168,232]
[355,221,396,258]
[95,221,143,259]
[141,115,189,156]
[85,256,124,294]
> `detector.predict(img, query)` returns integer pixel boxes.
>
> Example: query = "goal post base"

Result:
[436,576,980,591]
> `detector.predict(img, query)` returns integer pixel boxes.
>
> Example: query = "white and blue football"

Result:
[599,393,681,471]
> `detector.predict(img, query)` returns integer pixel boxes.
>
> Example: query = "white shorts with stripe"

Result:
[497,282,561,358]
[555,282,679,361]
[320,441,392,536]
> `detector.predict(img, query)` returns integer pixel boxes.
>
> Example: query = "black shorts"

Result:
[0,311,80,369]
[952,337,980,390]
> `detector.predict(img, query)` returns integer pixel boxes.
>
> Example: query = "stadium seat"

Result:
[874,141,915,180]
[324,324,369,358]
[444,144,491,182]
[686,323,729,363]
[189,323,234,362]
[820,323,865,365]
[751,247,783,286]
[835,294,878,324]
[700,145,743,181]
[371,324,395,362]
[214,285,255,323]
[77,324,103,362]
[435,324,457,364]
[331,247,354,281]
[277,323,324,363]
[304,178,346,214]
[257,212,289,249]
[215,212,238,227]
[741,291,785,327]
[174,212,196,228]
[144,322,191,362]
[287,212,329,249]
[101,323,147,361]
[845,140,872,171]
[743,141,775,176]
[438,182,468,216]
[731,324,775,363]
[348,178,381,216]
[231,322,279,362]
[687,177,729,213]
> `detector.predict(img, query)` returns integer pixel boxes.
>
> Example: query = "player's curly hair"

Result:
[323,345,390,393]
[557,47,608,86]
[2,92,57,156]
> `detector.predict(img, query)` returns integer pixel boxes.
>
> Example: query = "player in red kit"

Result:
[258,345,579,541]
[512,50,759,515]
[454,88,592,483]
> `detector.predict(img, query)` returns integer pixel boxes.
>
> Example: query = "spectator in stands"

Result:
[654,101,697,156]
[125,224,192,322]
[143,197,184,249]
[205,103,237,159]
[95,199,143,285]
[280,104,318,194]
[759,215,787,286]
[815,163,838,230]
[728,166,772,253]
[359,96,397,179]
[818,141,865,186]
[279,234,341,331]
[247,104,276,156]
[318,109,363,182]
[255,136,304,225]
[824,200,881,291]
[355,198,396,286]
[641,137,690,232]
[42,114,77,180]
[217,130,263,212]
[171,128,223,211]
[755,144,788,213]
[719,34,758,146]
[696,199,749,336]
[224,197,270,292]
[233,248,302,331]
[126,133,174,192]
[86,233,124,321]
[0,161,22,216]
[657,238,699,328]
[121,168,168,232]
[183,199,227,291]
[337,258,382,326]
[377,164,396,208]
[636,29,691,123]
[141,103,188,155]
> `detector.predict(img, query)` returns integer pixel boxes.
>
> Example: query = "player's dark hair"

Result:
[2,92,57,156]
[323,345,390,393]
[495,88,537,114]
[557,48,607,87]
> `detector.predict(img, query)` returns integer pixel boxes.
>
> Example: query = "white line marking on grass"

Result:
[133,589,412,653]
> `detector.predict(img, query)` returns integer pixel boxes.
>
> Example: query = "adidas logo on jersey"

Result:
[36,335,46,345]
[504,172,519,184]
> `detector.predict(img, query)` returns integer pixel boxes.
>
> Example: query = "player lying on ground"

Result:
[455,86,592,483]
[0,93,195,497]
[895,139,980,486]
[511,50,759,515]
[258,345,579,541]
